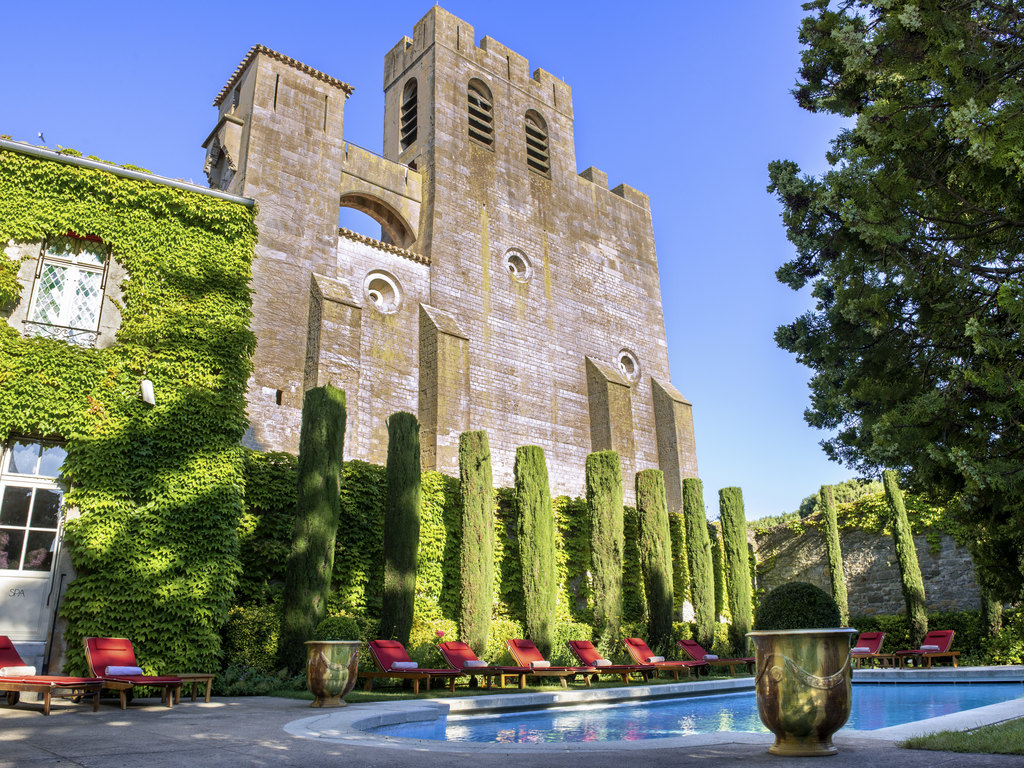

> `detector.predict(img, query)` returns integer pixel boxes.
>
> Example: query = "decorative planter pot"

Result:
[747,628,856,756]
[304,640,361,708]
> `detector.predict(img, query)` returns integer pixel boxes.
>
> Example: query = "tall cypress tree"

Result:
[820,485,849,625]
[709,522,728,620]
[514,445,556,657]
[458,430,494,655]
[883,470,928,646]
[718,487,753,654]
[683,477,715,649]
[669,511,690,615]
[636,469,673,649]
[379,412,421,645]
[586,451,624,654]
[278,385,346,673]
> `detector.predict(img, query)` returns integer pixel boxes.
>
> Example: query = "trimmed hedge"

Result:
[515,445,556,657]
[636,469,673,648]
[586,451,623,653]
[279,385,346,673]
[820,485,849,625]
[718,487,753,653]
[755,582,840,630]
[380,412,422,644]
[683,478,715,649]
[884,470,928,646]
[458,431,493,654]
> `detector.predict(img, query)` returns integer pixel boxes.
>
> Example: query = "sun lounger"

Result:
[0,635,102,715]
[362,640,463,694]
[894,630,960,668]
[849,631,892,667]
[676,638,754,676]
[566,640,653,684]
[506,638,594,688]
[84,637,182,708]
[623,637,708,680]
[438,641,530,689]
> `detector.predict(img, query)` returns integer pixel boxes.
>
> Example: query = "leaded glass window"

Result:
[26,234,108,346]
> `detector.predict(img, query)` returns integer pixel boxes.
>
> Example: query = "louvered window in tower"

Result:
[525,111,550,176]
[400,79,417,150]
[468,80,494,146]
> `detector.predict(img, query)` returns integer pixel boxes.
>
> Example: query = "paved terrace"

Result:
[3,667,1023,768]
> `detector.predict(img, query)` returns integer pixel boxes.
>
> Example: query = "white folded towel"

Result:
[390,661,418,670]
[463,659,488,668]
[646,656,665,663]
[530,660,551,669]
[593,659,612,667]
[105,665,144,676]
[919,645,940,652]
[0,665,37,677]
[851,647,871,653]
[703,654,719,660]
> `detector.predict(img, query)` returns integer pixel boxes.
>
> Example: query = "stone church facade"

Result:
[204,6,698,507]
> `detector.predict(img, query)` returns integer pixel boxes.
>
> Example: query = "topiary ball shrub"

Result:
[754,582,841,630]
[312,615,363,641]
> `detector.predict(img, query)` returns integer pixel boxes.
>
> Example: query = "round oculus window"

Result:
[504,248,532,282]
[617,349,640,382]
[364,271,402,314]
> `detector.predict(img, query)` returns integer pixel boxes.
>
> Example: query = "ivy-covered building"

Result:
[1,6,700,672]
[0,141,257,673]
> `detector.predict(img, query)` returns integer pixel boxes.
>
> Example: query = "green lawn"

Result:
[899,719,1024,755]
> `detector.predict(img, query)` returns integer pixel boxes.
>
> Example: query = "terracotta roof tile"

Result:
[214,44,353,106]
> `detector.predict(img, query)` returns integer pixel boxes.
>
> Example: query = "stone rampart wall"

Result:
[754,525,980,615]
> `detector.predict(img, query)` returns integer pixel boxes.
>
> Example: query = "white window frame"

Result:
[25,233,110,347]
[0,440,66,574]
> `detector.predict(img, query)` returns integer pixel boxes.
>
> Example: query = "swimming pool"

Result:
[365,683,1024,743]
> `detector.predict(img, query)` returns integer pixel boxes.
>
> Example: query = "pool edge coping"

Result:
[283,665,1024,753]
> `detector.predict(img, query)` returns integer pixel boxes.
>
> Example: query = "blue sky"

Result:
[2,1,861,519]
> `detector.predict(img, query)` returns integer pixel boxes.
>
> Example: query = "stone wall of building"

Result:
[754,524,981,616]
[206,7,699,506]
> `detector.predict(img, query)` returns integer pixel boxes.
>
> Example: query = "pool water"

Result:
[367,683,1024,743]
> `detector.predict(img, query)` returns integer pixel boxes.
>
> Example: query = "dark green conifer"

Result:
[514,445,556,656]
[458,430,494,655]
[709,522,727,620]
[883,470,928,646]
[820,485,849,625]
[683,477,715,649]
[586,451,624,653]
[669,511,690,614]
[636,469,673,649]
[379,412,421,645]
[278,385,346,673]
[718,487,753,653]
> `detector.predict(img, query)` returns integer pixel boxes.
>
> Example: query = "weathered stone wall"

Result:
[209,7,699,505]
[754,525,980,615]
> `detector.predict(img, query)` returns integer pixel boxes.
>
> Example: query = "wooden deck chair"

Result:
[506,639,593,688]
[438,641,530,689]
[850,632,890,668]
[362,640,463,694]
[895,630,960,668]
[623,637,707,680]
[0,635,102,715]
[566,640,653,684]
[84,637,182,708]
[676,638,754,676]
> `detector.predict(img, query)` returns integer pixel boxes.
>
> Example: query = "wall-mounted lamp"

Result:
[140,379,155,406]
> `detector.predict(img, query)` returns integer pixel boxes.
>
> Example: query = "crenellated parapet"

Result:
[384,7,572,117]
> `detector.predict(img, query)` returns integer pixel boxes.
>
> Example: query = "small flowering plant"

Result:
[435,630,445,639]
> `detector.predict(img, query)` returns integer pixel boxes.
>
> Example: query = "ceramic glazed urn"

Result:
[304,640,361,708]
[747,628,857,756]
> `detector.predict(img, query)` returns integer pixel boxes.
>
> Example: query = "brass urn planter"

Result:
[304,640,361,708]
[747,628,856,756]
